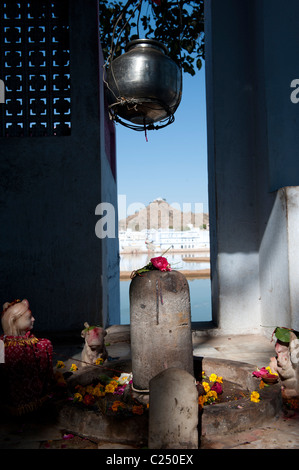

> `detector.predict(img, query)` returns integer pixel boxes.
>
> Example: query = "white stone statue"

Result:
[269,332,299,399]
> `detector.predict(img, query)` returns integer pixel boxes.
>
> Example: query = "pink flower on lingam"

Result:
[151,256,171,272]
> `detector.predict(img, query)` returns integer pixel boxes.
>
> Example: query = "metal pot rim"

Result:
[125,38,168,55]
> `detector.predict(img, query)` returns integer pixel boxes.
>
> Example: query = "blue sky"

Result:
[115,63,208,220]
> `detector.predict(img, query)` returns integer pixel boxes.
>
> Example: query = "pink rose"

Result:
[151,256,171,272]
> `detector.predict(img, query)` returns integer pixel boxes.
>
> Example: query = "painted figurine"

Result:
[81,322,108,367]
[269,331,299,399]
[0,299,54,415]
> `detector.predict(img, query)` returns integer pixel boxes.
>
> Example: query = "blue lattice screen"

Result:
[0,0,71,137]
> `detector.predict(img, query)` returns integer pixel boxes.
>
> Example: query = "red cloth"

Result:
[0,332,55,415]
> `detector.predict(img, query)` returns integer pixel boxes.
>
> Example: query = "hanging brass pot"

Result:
[105,39,182,126]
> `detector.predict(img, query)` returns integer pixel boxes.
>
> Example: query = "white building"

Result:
[119,227,210,254]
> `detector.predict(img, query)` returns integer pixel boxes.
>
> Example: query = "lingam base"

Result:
[54,356,282,449]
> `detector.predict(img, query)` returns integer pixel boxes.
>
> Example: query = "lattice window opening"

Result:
[0,0,71,138]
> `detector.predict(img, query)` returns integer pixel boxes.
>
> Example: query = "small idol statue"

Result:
[0,299,54,415]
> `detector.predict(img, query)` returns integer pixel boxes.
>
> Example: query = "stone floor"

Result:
[1,326,299,450]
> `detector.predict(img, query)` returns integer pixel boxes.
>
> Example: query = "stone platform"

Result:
[1,327,299,450]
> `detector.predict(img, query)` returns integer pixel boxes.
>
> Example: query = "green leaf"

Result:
[196,58,202,71]
[99,0,205,76]
[274,327,299,343]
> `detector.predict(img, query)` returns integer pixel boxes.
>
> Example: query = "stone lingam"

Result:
[129,256,194,392]
[0,299,55,415]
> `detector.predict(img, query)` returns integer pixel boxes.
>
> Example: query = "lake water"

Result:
[119,252,212,324]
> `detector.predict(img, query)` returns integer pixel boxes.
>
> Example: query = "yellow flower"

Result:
[93,386,105,397]
[209,373,218,383]
[110,380,118,388]
[105,383,116,394]
[56,360,65,369]
[250,391,260,403]
[95,357,104,366]
[94,383,104,390]
[206,390,218,400]
[216,376,223,383]
[266,366,278,376]
[202,381,210,393]
[70,364,78,372]
[73,393,83,402]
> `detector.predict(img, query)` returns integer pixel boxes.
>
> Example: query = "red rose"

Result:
[151,256,171,272]
[211,382,223,395]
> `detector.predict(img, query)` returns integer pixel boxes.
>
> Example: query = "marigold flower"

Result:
[70,364,78,372]
[206,390,218,400]
[216,376,223,383]
[105,383,116,394]
[73,393,83,402]
[132,405,144,415]
[202,381,210,393]
[111,400,125,412]
[198,395,205,408]
[112,401,120,412]
[95,357,104,366]
[93,387,105,397]
[110,380,118,388]
[250,391,260,403]
[209,373,217,383]
[56,360,65,369]
[259,380,265,389]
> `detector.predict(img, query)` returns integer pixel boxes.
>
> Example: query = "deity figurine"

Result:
[269,331,299,399]
[0,299,55,415]
[81,322,108,367]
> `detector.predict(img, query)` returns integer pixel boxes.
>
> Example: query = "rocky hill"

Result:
[119,198,209,231]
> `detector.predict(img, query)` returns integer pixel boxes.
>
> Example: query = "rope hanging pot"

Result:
[105,38,182,131]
